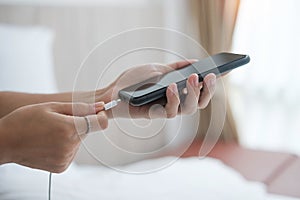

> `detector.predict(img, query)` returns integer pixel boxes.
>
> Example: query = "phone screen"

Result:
[119,53,249,106]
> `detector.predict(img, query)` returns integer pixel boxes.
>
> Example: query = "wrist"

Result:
[95,86,113,103]
[96,81,121,102]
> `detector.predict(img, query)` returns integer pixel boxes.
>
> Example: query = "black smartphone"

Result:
[118,52,250,106]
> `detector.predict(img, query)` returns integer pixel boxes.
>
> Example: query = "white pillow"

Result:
[0,24,57,93]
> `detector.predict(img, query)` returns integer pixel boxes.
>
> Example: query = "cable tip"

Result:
[104,99,121,110]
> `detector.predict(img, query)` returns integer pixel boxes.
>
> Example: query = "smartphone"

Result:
[118,52,250,106]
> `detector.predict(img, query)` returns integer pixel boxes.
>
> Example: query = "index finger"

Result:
[70,111,109,136]
[51,102,105,116]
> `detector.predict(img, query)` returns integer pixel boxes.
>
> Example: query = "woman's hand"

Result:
[0,102,108,173]
[100,60,217,119]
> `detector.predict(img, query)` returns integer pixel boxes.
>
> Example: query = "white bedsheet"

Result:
[0,157,298,200]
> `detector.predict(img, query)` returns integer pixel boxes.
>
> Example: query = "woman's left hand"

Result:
[99,60,216,119]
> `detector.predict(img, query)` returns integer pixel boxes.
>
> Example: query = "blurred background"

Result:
[0,0,300,166]
[230,0,300,155]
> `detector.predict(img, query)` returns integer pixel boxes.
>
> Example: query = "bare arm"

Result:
[0,89,108,118]
[0,60,216,173]
[0,60,217,120]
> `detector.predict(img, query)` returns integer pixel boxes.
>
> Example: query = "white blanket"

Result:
[0,157,298,200]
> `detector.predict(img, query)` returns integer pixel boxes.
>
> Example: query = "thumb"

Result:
[167,59,199,70]
[51,102,105,116]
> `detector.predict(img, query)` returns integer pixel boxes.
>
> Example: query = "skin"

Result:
[0,102,107,173]
[95,60,216,119]
[0,60,216,173]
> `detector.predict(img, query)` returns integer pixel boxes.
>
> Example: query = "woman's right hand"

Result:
[0,102,108,173]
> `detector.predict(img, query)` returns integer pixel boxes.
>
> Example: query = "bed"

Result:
[0,3,299,200]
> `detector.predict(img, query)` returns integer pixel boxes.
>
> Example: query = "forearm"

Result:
[0,86,111,117]
[0,91,70,118]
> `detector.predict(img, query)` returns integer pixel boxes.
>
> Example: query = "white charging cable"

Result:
[47,99,121,200]
[104,99,121,110]
[48,172,52,200]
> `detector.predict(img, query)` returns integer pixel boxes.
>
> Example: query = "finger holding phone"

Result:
[0,52,249,173]
[99,60,217,119]
[99,53,249,119]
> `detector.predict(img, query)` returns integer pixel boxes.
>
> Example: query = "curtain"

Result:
[231,0,300,154]
[189,0,241,142]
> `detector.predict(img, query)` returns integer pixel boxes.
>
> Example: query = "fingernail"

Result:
[170,84,177,95]
[167,85,173,96]
[193,75,199,87]
[94,102,104,112]
[209,78,216,87]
